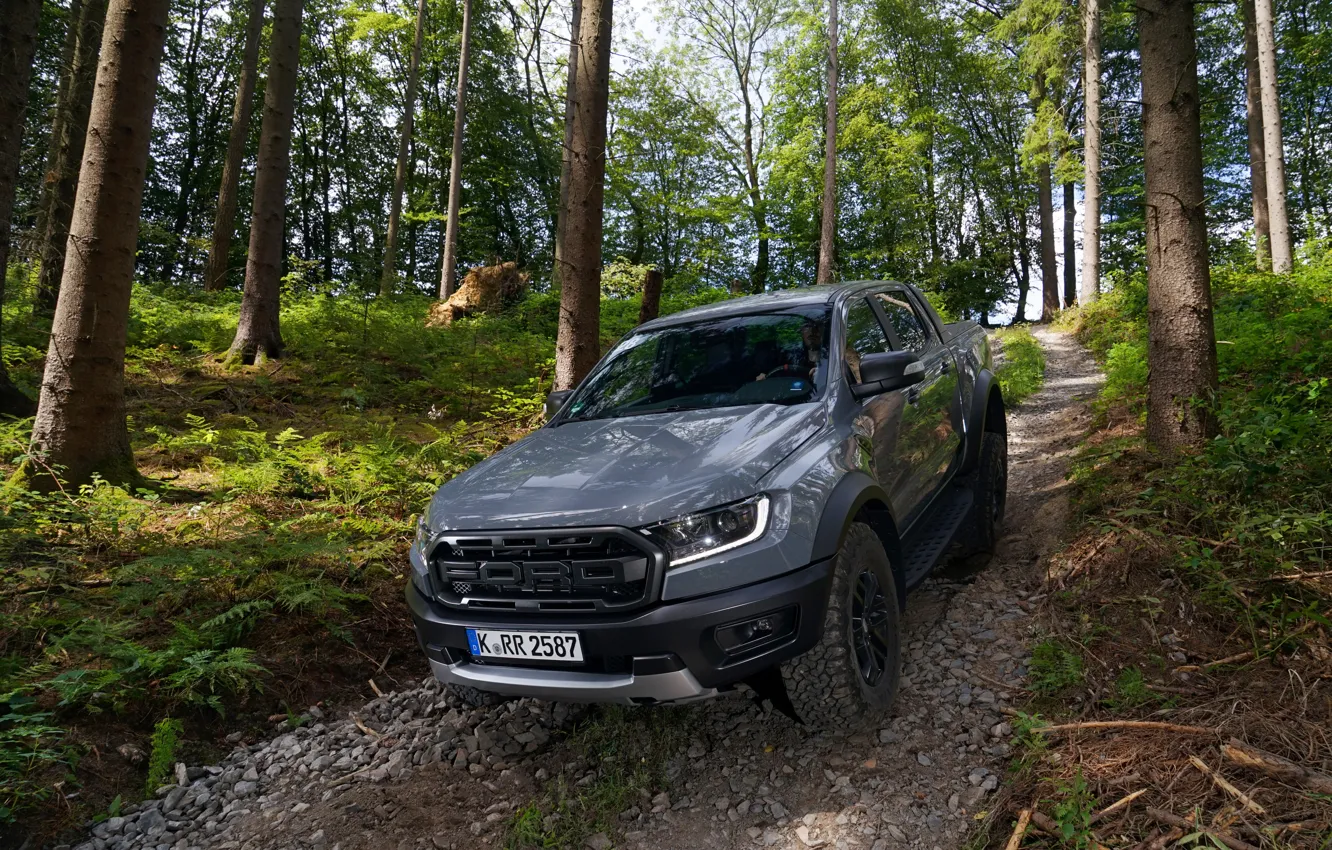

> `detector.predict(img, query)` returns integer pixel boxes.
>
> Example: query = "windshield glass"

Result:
[561,306,833,423]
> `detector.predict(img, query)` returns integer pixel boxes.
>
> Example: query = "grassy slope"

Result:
[980,264,1332,848]
[0,280,725,839]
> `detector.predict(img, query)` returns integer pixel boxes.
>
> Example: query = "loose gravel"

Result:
[62,328,1102,850]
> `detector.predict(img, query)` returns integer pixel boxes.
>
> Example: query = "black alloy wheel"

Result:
[851,568,894,686]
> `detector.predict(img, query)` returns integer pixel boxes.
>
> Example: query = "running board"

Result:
[900,487,974,592]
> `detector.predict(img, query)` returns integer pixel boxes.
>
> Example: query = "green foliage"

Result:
[1049,770,1096,850]
[0,698,73,824]
[145,718,183,796]
[1028,639,1084,696]
[993,327,1046,406]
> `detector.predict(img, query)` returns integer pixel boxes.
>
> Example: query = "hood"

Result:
[428,403,826,530]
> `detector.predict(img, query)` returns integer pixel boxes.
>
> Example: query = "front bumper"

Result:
[406,557,834,704]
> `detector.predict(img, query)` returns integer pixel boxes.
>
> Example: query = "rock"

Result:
[138,808,166,837]
[233,781,256,797]
[916,752,932,767]
[795,825,824,847]
[585,832,613,850]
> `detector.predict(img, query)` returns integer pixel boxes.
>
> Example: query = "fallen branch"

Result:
[1090,788,1147,824]
[1134,826,1184,850]
[327,765,374,787]
[1003,809,1032,850]
[1221,738,1332,795]
[351,714,380,739]
[1031,720,1216,736]
[368,678,385,698]
[1189,755,1265,815]
[1145,807,1259,850]
[1030,811,1111,850]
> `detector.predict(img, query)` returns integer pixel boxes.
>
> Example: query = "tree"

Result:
[1137,0,1218,452]
[1241,0,1270,271]
[553,0,611,390]
[381,0,428,295]
[204,0,267,291]
[35,0,107,313]
[1062,180,1074,306]
[815,0,838,285]
[27,0,171,484]
[228,0,305,364]
[439,0,474,299]
[551,0,582,291]
[1037,156,1058,319]
[1080,0,1100,303]
[1253,0,1290,272]
[639,268,663,324]
[0,0,42,415]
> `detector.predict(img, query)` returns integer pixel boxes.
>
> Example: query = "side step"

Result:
[900,487,974,592]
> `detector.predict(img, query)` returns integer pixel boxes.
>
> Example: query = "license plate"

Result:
[466,629,583,662]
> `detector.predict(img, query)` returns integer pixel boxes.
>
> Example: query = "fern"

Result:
[144,718,183,795]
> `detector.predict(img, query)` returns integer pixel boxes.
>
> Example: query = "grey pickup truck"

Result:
[407,281,1006,729]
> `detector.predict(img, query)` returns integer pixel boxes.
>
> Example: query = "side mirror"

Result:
[852,351,925,399]
[544,389,574,421]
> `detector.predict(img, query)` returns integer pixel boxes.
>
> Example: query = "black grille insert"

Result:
[428,529,660,613]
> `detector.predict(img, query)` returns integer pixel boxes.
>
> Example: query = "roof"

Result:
[636,281,896,332]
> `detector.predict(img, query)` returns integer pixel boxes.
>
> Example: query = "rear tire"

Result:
[963,431,1007,554]
[781,522,901,731]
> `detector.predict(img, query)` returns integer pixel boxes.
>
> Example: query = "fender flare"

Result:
[811,471,907,607]
[958,369,1005,476]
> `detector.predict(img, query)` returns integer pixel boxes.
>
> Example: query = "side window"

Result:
[843,298,889,383]
[873,292,930,352]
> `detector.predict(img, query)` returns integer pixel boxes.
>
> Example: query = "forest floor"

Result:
[56,327,1106,850]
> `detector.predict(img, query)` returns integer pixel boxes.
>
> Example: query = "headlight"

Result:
[642,494,770,567]
[414,513,431,550]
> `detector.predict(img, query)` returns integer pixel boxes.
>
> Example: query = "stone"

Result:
[585,833,612,850]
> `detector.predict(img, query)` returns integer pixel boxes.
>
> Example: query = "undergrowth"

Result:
[993,326,1047,406]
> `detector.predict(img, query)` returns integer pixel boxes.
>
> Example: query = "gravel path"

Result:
[66,328,1102,850]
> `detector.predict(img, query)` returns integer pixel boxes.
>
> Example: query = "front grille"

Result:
[428,528,663,613]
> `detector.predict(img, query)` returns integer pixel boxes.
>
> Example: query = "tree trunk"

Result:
[1080,0,1101,304]
[815,0,838,285]
[1062,181,1075,307]
[381,0,427,296]
[638,268,662,325]
[0,0,43,415]
[228,0,304,365]
[204,0,266,291]
[35,0,106,313]
[553,0,611,391]
[1254,0,1291,272]
[1137,0,1219,453]
[33,0,84,310]
[438,0,473,299]
[1242,0,1270,270]
[1037,158,1058,320]
[551,0,582,292]
[27,0,170,485]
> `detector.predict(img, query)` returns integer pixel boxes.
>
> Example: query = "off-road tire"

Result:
[781,522,901,730]
[962,431,1007,554]
[447,683,506,708]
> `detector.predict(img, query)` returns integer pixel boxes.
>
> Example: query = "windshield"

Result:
[560,306,833,423]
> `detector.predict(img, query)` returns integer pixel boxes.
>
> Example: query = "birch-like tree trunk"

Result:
[1137,0,1218,452]
[1242,0,1271,270]
[27,0,170,485]
[228,0,304,364]
[1080,0,1101,303]
[439,0,474,299]
[0,0,43,415]
[815,0,838,285]
[204,0,266,291]
[553,0,611,390]
[1254,0,1291,272]
[381,0,427,295]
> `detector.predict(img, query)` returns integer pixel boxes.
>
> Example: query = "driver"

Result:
[757,321,825,381]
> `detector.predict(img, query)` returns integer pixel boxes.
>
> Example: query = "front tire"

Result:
[781,522,902,731]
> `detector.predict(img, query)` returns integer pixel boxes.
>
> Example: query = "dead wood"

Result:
[1145,807,1259,850]
[1221,738,1332,794]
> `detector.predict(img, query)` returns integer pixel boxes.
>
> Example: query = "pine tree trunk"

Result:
[33,0,85,302]
[1062,181,1075,307]
[35,0,105,314]
[381,0,427,296]
[553,0,611,391]
[438,0,473,299]
[638,268,662,325]
[551,0,582,292]
[1137,0,1218,453]
[204,0,266,291]
[27,0,170,485]
[1037,158,1058,320]
[815,0,838,285]
[228,0,304,365]
[1254,0,1291,272]
[1242,0,1271,271]
[1080,0,1101,304]
[0,0,43,415]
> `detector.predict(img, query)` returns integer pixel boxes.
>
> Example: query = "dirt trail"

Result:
[69,329,1102,850]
